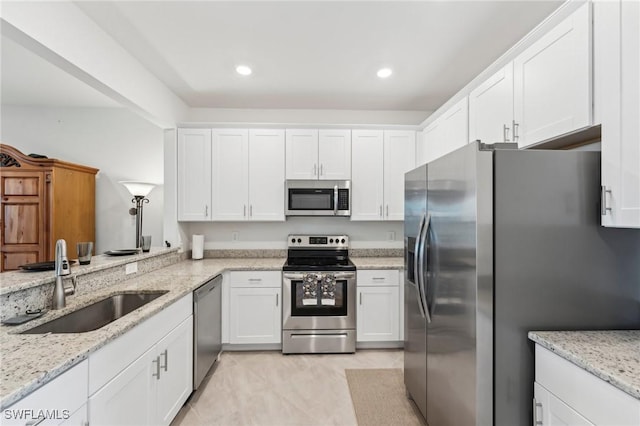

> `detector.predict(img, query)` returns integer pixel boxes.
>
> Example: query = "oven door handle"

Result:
[283,273,306,280]
[283,272,355,280]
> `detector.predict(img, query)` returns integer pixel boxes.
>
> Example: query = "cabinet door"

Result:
[514,3,591,148]
[177,129,212,221]
[89,348,154,426]
[318,129,351,180]
[469,63,514,143]
[229,287,281,344]
[423,119,445,164]
[154,316,193,426]
[357,286,400,342]
[351,130,384,221]
[441,97,469,153]
[383,130,416,220]
[534,382,595,426]
[60,404,88,426]
[211,129,249,221]
[248,129,285,221]
[0,170,46,270]
[598,0,640,228]
[285,129,319,179]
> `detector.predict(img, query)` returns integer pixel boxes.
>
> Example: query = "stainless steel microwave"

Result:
[285,180,351,216]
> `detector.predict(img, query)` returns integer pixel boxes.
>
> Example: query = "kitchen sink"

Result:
[21,291,169,334]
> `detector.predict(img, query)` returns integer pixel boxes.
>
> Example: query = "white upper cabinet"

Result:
[514,3,592,148]
[596,0,640,228]
[318,129,351,180]
[212,129,249,221]
[351,130,415,221]
[286,129,351,180]
[248,129,286,221]
[351,130,385,221]
[285,129,318,179]
[177,128,212,221]
[383,130,416,220]
[211,129,285,222]
[422,97,468,164]
[469,63,514,143]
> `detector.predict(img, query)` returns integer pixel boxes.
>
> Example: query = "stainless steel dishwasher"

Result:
[193,275,222,390]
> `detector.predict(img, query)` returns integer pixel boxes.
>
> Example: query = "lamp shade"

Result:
[120,181,155,197]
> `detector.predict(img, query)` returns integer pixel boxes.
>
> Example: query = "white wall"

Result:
[182,218,404,250]
[0,106,165,253]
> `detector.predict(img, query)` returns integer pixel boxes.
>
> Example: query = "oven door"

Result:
[282,271,356,330]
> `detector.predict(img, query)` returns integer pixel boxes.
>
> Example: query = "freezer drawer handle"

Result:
[533,398,543,425]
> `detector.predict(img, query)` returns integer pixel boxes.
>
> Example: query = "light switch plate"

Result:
[387,231,396,241]
[125,262,138,274]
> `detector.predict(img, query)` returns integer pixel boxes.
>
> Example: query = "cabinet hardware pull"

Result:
[250,205,253,217]
[372,277,385,280]
[248,278,262,282]
[386,205,389,217]
[359,292,362,305]
[25,415,46,426]
[533,398,543,425]
[205,205,208,217]
[512,120,519,142]
[503,124,510,142]
[379,205,383,217]
[152,356,161,380]
[320,164,324,176]
[160,349,168,372]
[276,294,279,307]
[243,205,247,217]
[313,164,317,176]
[601,186,612,216]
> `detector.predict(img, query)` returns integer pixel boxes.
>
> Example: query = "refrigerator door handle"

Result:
[413,214,427,319]
[418,213,432,323]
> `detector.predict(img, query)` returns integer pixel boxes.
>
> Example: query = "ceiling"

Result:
[2,1,564,112]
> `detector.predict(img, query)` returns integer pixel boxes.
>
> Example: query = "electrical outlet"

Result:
[232,231,239,241]
[125,262,138,274]
[387,231,395,241]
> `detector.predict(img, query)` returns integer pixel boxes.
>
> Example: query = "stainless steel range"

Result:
[282,235,356,354]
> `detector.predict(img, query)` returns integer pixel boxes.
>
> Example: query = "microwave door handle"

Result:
[334,185,338,215]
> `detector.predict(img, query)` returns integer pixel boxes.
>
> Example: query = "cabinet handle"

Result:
[25,416,46,426]
[160,349,168,372]
[379,205,383,218]
[386,205,389,217]
[152,356,161,380]
[359,292,362,305]
[372,277,386,281]
[503,124,510,142]
[205,205,208,217]
[601,186,612,216]
[243,205,247,217]
[313,164,317,176]
[533,398,543,425]
[512,120,519,142]
[320,164,324,176]
[248,278,262,282]
[276,293,279,307]
[250,205,253,217]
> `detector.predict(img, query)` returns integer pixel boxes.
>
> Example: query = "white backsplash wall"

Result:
[0,106,165,253]
[183,218,404,250]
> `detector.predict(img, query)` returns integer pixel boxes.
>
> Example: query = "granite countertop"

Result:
[351,257,404,269]
[529,330,640,400]
[0,257,284,409]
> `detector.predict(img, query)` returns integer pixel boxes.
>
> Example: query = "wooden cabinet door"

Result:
[469,63,514,143]
[229,287,281,344]
[357,286,400,342]
[248,129,285,221]
[1,170,46,270]
[318,129,351,180]
[89,347,155,426]
[598,0,640,228]
[351,130,384,221]
[383,130,416,221]
[211,129,249,221]
[285,129,319,180]
[154,316,193,426]
[514,3,591,148]
[177,129,212,221]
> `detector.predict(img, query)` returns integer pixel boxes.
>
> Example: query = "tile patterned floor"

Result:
[172,349,404,426]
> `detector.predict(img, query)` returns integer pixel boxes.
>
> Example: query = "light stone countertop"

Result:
[0,257,284,409]
[351,257,404,269]
[528,330,640,400]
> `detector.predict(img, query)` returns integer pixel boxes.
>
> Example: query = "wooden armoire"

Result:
[0,144,99,271]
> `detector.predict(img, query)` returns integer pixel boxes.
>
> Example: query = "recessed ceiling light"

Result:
[236,65,252,76]
[377,68,393,79]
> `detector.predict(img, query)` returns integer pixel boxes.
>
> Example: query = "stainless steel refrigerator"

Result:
[404,142,640,426]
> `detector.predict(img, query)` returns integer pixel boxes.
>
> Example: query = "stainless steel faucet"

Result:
[52,239,76,309]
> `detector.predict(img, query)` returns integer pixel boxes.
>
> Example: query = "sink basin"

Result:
[21,291,169,334]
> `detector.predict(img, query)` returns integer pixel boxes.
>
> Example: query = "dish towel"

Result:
[302,273,319,305]
[321,274,336,306]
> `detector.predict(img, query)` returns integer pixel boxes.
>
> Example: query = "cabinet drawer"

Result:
[89,293,192,395]
[228,271,281,288]
[4,360,88,426]
[535,345,640,425]
[357,270,399,286]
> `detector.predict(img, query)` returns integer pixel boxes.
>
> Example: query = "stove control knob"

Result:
[341,238,346,244]
[297,238,302,243]
[291,238,296,244]
[329,238,334,243]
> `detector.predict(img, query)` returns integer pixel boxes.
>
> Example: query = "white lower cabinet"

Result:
[59,404,88,426]
[534,344,640,426]
[356,270,401,343]
[227,271,282,345]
